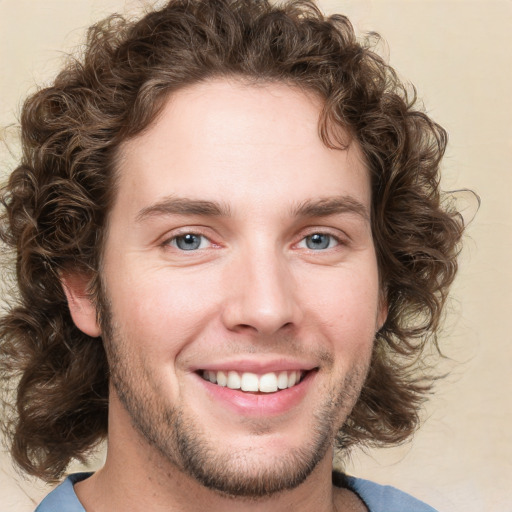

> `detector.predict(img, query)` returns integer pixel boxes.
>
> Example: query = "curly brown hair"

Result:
[0,0,463,482]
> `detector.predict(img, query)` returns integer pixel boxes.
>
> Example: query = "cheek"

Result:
[301,269,380,349]
[106,266,222,350]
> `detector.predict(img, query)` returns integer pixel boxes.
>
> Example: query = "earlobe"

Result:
[61,273,101,338]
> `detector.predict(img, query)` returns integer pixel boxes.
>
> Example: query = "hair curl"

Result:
[0,0,463,482]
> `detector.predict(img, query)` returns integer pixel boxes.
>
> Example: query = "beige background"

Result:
[1,1,511,511]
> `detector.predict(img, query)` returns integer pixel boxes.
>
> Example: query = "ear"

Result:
[61,273,101,338]
[376,290,388,332]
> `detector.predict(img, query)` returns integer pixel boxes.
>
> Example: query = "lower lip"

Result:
[197,371,315,417]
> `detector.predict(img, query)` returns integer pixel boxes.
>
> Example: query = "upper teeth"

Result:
[202,370,303,393]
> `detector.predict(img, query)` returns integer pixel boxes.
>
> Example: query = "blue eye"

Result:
[172,233,207,251]
[302,233,338,250]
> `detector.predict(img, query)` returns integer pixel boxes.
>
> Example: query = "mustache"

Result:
[181,337,335,368]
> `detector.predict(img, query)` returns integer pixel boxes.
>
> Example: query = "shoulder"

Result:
[35,473,91,512]
[342,475,438,512]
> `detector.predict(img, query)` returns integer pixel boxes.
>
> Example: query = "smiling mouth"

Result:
[199,370,310,394]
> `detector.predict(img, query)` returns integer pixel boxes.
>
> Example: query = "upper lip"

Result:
[190,358,318,374]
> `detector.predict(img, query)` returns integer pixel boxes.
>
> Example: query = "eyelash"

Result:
[297,232,342,251]
[162,229,345,253]
[165,232,214,251]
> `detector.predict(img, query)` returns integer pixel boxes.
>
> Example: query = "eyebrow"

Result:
[136,196,231,222]
[135,195,369,222]
[291,196,370,221]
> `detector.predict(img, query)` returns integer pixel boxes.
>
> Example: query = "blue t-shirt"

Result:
[35,472,438,512]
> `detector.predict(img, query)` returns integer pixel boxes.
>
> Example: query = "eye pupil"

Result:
[176,234,201,250]
[306,233,330,250]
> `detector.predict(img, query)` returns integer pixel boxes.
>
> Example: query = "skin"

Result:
[64,79,386,512]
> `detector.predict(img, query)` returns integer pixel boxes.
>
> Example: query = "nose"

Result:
[221,247,302,336]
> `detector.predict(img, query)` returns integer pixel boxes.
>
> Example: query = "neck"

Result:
[86,455,338,512]
[74,394,363,512]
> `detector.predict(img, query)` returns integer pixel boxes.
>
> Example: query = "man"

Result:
[0,1,463,511]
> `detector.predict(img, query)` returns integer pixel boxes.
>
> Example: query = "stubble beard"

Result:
[99,295,370,499]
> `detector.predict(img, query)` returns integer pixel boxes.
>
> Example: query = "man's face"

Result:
[95,79,385,496]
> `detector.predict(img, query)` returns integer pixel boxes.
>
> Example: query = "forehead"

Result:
[114,79,370,219]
